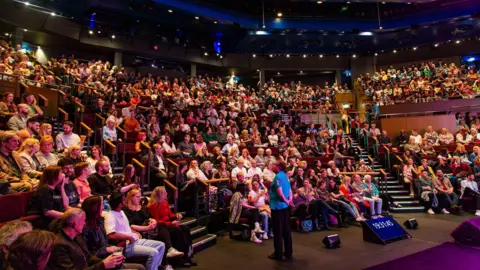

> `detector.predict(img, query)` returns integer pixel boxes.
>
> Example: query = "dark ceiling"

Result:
[7,0,480,55]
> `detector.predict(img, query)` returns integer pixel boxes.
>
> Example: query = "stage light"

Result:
[286,54,290,58]
[204,52,208,56]
[24,2,29,6]
[277,13,282,17]
[456,40,461,44]
[214,21,218,24]
[336,55,339,58]
[347,1,351,3]
[413,47,417,51]
[359,31,374,36]
[393,50,397,53]
[97,30,101,34]
[220,55,223,59]
[269,54,273,57]
[88,30,93,35]
[352,54,356,58]
[51,12,56,16]
[255,30,269,35]
[111,35,115,39]
[302,54,307,58]
[168,9,173,13]
[317,1,322,3]
[23,29,27,32]
[434,43,439,47]
[252,54,256,58]
[277,72,280,75]
[195,16,199,20]
[319,54,323,58]
[262,25,266,28]
[154,45,158,50]
[379,26,383,30]
[375,53,378,56]
[300,71,303,73]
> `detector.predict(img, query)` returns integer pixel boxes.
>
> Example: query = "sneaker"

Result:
[371,215,378,219]
[164,265,174,270]
[427,209,435,215]
[356,217,365,222]
[475,210,480,216]
[442,209,450,214]
[377,214,384,218]
[166,247,184,258]
[262,232,269,240]
[254,222,265,234]
[250,232,263,244]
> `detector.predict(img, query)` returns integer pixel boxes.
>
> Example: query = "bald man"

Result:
[7,103,29,131]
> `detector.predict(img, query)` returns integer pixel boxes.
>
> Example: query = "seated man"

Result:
[0,220,32,269]
[231,157,248,182]
[0,131,33,192]
[377,130,392,146]
[55,121,81,153]
[7,103,29,131]
[434,169,459,210]
[105,192,166,270]
[460,174,480,216]
[177,134,195,158]
[149,143,167,188]
[47,208,136,270]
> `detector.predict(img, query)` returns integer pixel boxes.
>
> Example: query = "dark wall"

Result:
[266,73,336,86]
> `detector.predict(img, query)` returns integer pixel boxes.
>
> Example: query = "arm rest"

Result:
[38,94,48,107]
[80,122,93,137]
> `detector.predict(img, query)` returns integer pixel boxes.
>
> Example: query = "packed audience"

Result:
[359,111,480,217]
[357,61,480,105]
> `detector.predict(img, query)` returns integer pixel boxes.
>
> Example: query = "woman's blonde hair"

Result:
[18,138,39,154]
[125,188,141,209]
[67,144,82,157]
[39,123,52,136]
[148,186,167,206]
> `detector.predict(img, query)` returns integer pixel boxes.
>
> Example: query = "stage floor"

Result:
[193,213,478,270]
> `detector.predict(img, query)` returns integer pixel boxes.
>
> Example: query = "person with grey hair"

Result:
[362,175,384,219]
[0,220,32,269]
[47,208,130,270]
[0,130,33,192]
[7,103,29,131]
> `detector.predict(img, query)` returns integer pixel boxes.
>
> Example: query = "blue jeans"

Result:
[125,239,165,270]
[259,210,269,232]
[334,199,359,218]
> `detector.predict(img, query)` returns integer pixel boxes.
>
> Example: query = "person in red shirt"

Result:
[124,110,140,133]
[148,186,196,266]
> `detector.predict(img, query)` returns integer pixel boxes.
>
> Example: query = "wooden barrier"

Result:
[164,180,178,212]
[380,98,480,115]
[26,86,59,118]
[0,73,20,96]
[132,158,146,193]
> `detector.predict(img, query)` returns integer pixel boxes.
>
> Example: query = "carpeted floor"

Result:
[193,213,480,270]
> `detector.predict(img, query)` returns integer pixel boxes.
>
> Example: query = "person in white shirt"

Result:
[55,121,81,152]
[248,180,270,240]
[409,129,423,144]
[105,193,167,270]
[247,160,263,181]
[231,157,248,182]
[460,174,480,216]
[262,161,276,183]
[267,129,279,146]
[221,135,238,155]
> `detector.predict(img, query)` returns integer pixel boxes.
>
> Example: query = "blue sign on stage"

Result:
[362,216,410,245]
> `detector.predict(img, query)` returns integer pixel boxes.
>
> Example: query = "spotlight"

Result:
[269,54,273,57]
[220,55,223,59]
[336,55,340,58]
[413,47,417,50]
[277,13,282,17]
[23,29,27,32]
[204,52,208,56]
[319,54,323,58]
[51,12,56,16]
[277,72,280,75]
[111,35,115,39]
[97,30,101,34]
[195,16,199,20]
[352,54,356,58]
[154,45,158,50]
[262,25,266,29]
[403,219,418,229]
[379,26,383,30]
[168,9,173,13]
[286,54,290,58]
[347,1,351,3]
[434,43,439,47]
[214,21,217,24]
[88,30,93,35]
[303,54,307,58]
[252,54,256,58]
[216,53,219,56]
[393,50,397,53]
[317,1,322,3]
[323,235,341,249]
[374,53,378,56]
[300,71,303,73]
[455,40,460,44]
[24,2,29,6]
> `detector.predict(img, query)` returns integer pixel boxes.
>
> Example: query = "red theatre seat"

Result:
[0,191,39,227]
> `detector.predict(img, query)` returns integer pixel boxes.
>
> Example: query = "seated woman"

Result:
[404,137,421,159]
[73,162,93,203]
[39,123,52,137]
[81,196,147,270]
[420,139,436,156]
[416,170,450,215]
[453,143,471,165]
[146,187,196,265]
[195,146,213,164]
[262,161,276,184]
[403,158,416,196]
[65,145,86,165]
[343,159,355,173]
[240,148,253,169]
[326,160,341,182]
[15,138,43,181]
[113,164,138,193]
[86,145,112,177]
[248,179,270,239]
[27,166,68,230]
[134,132,147,153]
[36,135,59,168]
[361,175,384,218]
[327,178,365,222]
[162,134,182,158]
[193,134,207,153]
[460,174,480,216]
[254,148,266,169]
[356,159,372,172]
[438,128,454,145]
[229,183,264,243]
[102,117,121,143]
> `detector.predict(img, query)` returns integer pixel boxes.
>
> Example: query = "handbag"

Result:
[300,219,313,232]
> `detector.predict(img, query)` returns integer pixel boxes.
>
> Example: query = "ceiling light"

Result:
[374,53,378,56]
[434,43,439,47]
[252,54,256,58]
[255,30,270,35]
[277,72,280,75]
[51,12,56,16]
[220,55,223,59]
[300,71,303,73]
[347,1,351,4]
[97,30,101,34]
[382,1,386,4]
[317,1,322,3]
[413,47,417,50]
[286,54,290,58]
[24,2,29,6]
[303,54,307,58]
[359,31,374,36]
[204,52,208,56]
[393,50,397,53]
[269,54,273,57]
[319,54,323,58]
[195,16,199,20]
[277,13,282,17]
[352,54,356,58]
[455,40,460,44]
[23,29,27,32]
[88,30,93,35]
[168,9,173,13]
[336,55,339,58]
[216,53,219,56]
[214,21,217,24]
[111,35,115,39]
